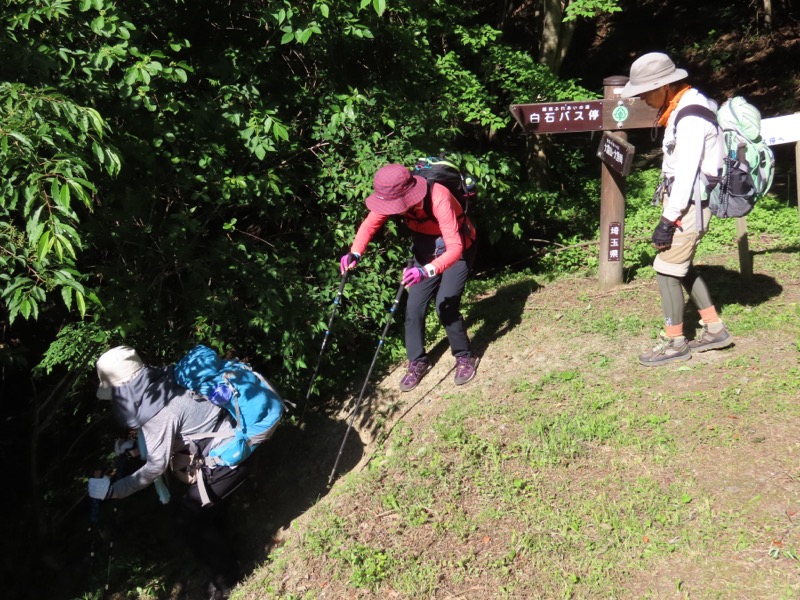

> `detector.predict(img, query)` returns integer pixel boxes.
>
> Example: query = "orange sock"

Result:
[665,324,684,338]
[699,306,720,323]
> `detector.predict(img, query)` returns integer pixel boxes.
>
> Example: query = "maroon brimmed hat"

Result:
[365,163,427,215]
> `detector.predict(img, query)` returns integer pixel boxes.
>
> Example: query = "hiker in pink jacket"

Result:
[340,163,479,391]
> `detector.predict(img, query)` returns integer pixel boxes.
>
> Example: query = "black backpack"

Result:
[411,156,477,223]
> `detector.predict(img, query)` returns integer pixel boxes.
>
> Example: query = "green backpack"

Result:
[676,96,775,218]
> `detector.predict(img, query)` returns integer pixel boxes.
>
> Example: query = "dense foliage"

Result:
[1,0,594,377]
[0,1,603,595]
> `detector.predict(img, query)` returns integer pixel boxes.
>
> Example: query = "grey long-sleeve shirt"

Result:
[112,383,233,499]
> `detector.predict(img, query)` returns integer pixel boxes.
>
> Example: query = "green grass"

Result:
[231,200,800,600]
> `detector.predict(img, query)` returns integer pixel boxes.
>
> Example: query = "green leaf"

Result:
[76,290,86,316]
[92,141,105,165]
[36,230,52,261]
[58,182,71,210]
[61,285,73,310]
[272,122,289,141]
[20,298,31,320]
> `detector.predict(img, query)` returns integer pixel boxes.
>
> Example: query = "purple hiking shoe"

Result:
[399,358,432,392]
[454,354,479,385]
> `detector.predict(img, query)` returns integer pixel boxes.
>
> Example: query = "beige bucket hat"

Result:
[620,52,688,98]
[96,345,144,399]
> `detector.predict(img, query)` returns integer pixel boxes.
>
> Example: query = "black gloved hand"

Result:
[651,217,676,250]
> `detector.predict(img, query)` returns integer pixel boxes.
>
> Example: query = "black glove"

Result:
[651,217,676,250]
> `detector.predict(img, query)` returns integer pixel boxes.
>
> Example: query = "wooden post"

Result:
[796,140,800,227]
[735,217,752,280]
[598,76,628,289]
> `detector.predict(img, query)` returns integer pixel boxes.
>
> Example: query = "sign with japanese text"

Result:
[607,222,622,262]
[510,98,659,134]
[597,132,635,176]
[761,114,800,146]
[510,101,604,134]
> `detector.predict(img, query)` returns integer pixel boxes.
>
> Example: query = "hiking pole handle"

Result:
[299,271,349,425]
[327,260,412,485]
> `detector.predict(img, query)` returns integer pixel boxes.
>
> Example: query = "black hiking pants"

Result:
[173,464,249,591]
[405,240,476,361]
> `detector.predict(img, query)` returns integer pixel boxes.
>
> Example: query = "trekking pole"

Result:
[89,497,101,573]
[327,258,414,486]
[103,502,116,596]
[299,271,349,425]
[88,468,114,596]
[88,466,117,597]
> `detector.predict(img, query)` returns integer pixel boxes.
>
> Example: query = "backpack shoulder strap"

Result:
[674,104,718,130]
[673,104,719,233]
[422,181,436,223]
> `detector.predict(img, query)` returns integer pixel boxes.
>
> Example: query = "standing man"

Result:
[620,52,733,366]
[340,162,479,390]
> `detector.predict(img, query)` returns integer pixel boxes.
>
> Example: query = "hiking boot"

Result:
[688,322,733,352]
[454,354,479,385]
[399,358,432,392]
[638,334,691,367]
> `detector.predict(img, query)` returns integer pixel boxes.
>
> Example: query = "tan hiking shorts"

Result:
[653,202,711,278]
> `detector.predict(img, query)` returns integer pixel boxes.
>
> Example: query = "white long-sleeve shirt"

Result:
[661,88,724,225]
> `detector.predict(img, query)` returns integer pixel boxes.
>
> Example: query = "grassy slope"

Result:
[234,205,800,600]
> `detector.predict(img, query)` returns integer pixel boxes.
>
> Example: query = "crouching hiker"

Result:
[87,345,281,599]
[340,163,480,391]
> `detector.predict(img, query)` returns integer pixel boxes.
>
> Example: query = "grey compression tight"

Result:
[656,267,713,326]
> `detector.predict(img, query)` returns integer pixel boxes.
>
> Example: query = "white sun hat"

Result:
[620,52,688,98]
[96,345,144,399]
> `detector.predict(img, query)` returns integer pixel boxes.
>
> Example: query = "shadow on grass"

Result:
[48,414,358,600]
[235,414,360,565]
[400,278,540,373]
[683,264,783,334]
[468,279,541,357]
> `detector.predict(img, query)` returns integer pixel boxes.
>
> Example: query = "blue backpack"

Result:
[173,345,284,467]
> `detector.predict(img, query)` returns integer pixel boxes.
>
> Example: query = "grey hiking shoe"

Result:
[454,354,479,385]
[689,322,733,352]
[399,358,432,392]
[638,334,691,367]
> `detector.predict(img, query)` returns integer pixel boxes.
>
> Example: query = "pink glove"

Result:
[402,267,428,287]
[339,252,359,274]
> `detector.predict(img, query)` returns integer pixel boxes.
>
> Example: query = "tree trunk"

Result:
[763,0,773,29]
[538,0,576,74]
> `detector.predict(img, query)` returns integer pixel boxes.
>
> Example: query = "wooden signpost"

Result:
[511,80,798,289]
[510,76,659,289]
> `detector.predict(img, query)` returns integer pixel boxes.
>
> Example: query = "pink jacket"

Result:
[350,183,475,274]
